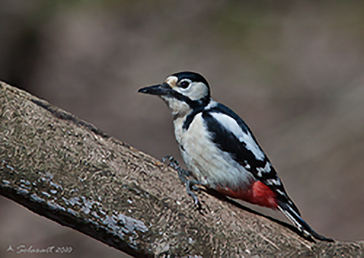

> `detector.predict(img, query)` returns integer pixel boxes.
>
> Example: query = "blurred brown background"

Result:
[1,0,364,257]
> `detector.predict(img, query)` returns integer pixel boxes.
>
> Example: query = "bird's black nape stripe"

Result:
[182,96,210,130]
[168,90,196,107]
[168,90,209,109]
[167,89,210,130]
[183,106,205,130]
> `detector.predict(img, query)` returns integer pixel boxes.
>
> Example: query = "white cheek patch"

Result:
[190,82,208,100]
[180,82,208,101]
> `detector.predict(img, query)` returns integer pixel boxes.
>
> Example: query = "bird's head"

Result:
[138,71,211,116]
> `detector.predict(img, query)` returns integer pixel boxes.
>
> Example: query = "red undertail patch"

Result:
[216,181,278,209]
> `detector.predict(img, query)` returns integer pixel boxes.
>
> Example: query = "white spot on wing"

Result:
[276,189,286,196]
[210,113,265,161]
[256,162,272,177]
[266,177,281,186]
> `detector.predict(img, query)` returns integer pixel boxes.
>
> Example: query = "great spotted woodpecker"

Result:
[138,71,332,242]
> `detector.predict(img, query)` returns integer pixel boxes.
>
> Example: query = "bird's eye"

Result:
[179,79,191,89]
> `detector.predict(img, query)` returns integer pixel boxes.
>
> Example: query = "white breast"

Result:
[173,113,254,190]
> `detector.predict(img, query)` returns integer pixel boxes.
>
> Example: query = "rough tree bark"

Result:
[0,81,362,257]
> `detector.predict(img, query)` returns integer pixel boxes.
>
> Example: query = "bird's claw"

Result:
[162,155,182,172]
[186,179,202,208]
[162,155,201,208]
[161,155,176,165]
[162,155,191,184]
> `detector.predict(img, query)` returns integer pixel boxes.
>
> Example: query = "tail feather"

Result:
[277,201,334,242]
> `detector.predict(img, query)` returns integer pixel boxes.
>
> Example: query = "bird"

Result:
[138,71,333,242]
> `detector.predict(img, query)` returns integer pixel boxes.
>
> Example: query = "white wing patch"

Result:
[210,113,266,161]
[256,162,272,177]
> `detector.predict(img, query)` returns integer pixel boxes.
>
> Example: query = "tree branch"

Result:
[0,81,362,257]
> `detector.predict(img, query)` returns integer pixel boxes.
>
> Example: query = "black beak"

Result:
[138,83,172,96]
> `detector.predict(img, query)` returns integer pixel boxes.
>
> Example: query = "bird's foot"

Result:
[162,155,191,184]
[185,179,203,208]
[162,155,201,208]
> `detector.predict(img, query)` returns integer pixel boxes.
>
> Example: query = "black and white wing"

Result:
[202,102,299,213]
